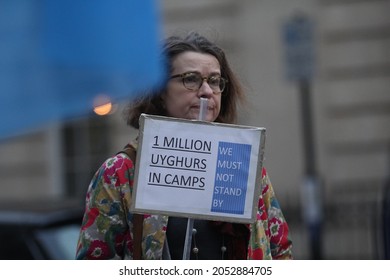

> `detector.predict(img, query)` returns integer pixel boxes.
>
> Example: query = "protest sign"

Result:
[131,114,266,223]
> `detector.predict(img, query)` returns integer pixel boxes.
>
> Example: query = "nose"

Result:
[197,79,214,98]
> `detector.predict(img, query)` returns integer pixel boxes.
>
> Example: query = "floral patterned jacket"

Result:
[75,147,293,260]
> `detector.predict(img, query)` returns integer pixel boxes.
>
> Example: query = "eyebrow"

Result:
[184,71,222,76]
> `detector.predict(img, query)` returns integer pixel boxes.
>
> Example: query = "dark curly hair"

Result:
[125,31,245,129]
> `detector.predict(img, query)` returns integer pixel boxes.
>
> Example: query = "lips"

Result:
[191,104,213,110]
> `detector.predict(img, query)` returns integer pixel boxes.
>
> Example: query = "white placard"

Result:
[131,114,266,223]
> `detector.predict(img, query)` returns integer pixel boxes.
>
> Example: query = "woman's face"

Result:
[162,51,222,122]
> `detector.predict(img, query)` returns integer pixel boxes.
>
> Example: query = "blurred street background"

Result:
[0,0,389,259]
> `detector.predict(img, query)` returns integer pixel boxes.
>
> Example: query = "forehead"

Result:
[171,51,220,73]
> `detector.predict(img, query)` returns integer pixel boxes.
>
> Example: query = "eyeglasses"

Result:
[170,72,228,94]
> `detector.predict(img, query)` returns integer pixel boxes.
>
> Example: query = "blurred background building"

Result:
[0,0,389,259]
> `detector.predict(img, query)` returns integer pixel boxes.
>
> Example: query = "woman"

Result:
[76,32,293,260]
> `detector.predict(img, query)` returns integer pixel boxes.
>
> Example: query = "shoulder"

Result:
[95,153,135,187]
[261,167,267,178]
[261,167,270,193]
[102,153,135,172]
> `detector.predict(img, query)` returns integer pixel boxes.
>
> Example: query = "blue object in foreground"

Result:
[0,0,165,139]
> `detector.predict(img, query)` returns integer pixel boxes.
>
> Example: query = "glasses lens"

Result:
[182,73,201,90]
[208,76,224,92]
[181,73,226,93]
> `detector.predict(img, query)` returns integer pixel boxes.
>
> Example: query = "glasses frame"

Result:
[170,72,228,94]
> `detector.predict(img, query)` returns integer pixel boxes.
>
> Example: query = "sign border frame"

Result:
[130,113,266,224]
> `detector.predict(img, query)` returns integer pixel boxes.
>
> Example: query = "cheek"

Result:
[164,94,189,117]
[214,96,222,114]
